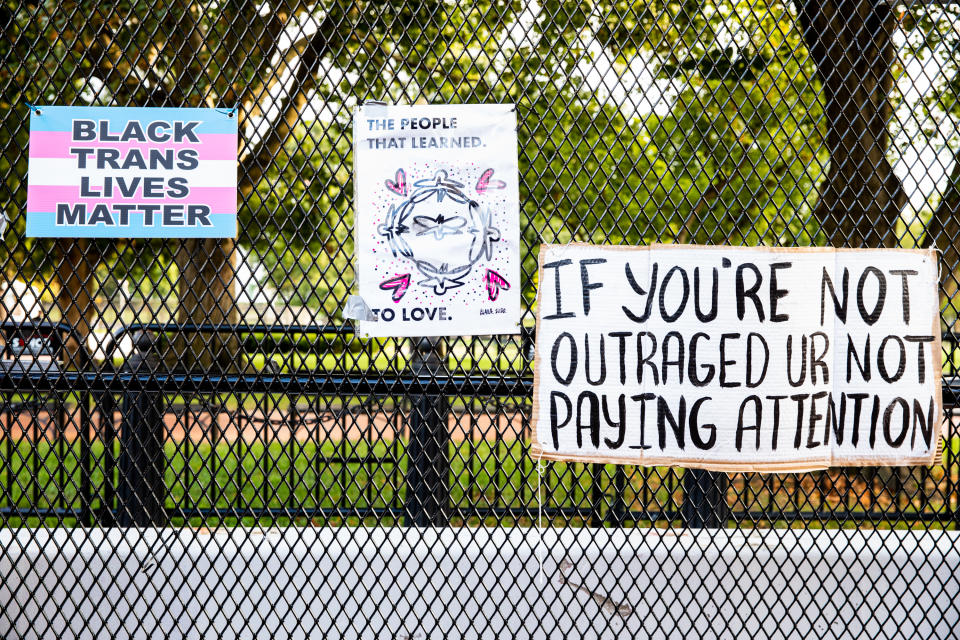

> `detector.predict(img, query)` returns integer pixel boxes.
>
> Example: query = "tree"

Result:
[795,0,906,248]
[2,0,903,366]
[2,1,344,368]
[907,6,960,321]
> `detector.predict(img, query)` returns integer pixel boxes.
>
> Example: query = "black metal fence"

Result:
[3,1,960,638]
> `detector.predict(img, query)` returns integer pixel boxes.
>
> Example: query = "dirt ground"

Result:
[0,406,528,443]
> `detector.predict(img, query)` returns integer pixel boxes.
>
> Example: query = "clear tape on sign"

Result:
[344,295,376,322]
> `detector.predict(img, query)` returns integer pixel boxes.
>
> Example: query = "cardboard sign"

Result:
[352,103,520,337]
[26,106,237,237]
[531,244,943,472]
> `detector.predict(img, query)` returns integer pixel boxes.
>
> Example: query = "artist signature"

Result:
[556,559,633,619]
[479,307,506,316]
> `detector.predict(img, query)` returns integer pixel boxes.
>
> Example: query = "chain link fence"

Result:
[2,1,960,638]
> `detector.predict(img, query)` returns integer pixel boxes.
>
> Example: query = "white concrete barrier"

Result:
[1,527,958,639]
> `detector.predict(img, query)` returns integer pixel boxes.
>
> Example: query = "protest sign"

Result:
[26,106,237,237]
[352,103,520,337]
[531,244,942,472]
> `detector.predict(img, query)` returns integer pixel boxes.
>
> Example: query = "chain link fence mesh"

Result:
[2,0,960,637]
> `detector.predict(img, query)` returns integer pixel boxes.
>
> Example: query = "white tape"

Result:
[344,294,375,322]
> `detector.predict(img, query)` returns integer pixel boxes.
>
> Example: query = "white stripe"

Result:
[27,158,237,188]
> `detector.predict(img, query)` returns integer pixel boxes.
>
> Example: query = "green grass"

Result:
[2,438,956,530]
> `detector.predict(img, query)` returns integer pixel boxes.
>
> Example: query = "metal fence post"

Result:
[404,337,450,526]
[682,469,729,529]
[117,332,166,527]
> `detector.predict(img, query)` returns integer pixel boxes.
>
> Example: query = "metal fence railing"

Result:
[2,322,958,530]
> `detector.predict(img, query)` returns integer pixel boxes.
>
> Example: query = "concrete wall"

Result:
[2,527,958,639]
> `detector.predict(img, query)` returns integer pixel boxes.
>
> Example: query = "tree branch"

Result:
[239,16,337,195]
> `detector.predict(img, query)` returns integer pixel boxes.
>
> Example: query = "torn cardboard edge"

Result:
[529,243,944,473]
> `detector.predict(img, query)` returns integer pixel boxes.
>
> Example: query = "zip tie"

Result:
[215,106,237,118]
[25,102,41,115]
[536,449,545,587]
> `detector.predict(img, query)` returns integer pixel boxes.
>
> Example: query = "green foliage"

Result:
[0,0,827,318]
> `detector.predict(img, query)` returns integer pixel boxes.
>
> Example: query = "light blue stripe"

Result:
[26,211,236,238]
[30,106,237,135]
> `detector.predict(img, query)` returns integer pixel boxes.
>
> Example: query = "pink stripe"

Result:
[28,132,237,160]
[27,185,237,211]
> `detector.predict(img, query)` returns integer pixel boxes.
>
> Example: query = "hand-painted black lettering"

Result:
[550,391,572,449]
[869,395,881,449]
[883,397,909,448]
[719,332,740,388]
[687,333,714,387]
[905,335,934,384]
[579,258,607,315]
[786,334,807,387]
[657,395,686,450]
[846,335,870,383]
[550,332,577,385]
[576,391,600,448]
[821,267,849,325]
[583,333,606,386]
[735,263,764,321]
[602,394,626,449]
[636,332,659,384]
[809,331,830,385]
[628,393,656,449]
[736,396,762,451]
[769,262,791,322]
[766,395,787,450]
[889,269,918,324]
[807,391,828,448]
[877,335,906,383]
[824,393,846,446]
[543,260,575,320]
[694,267,718,322]
[658,265,689,322]
[856,266,887,325]
[746,332,769,387]
[847,392,868,447]
[689,397,716,450]
[661,331,684,384]
[623,262,657,323]
[608,331,630,385]
[912,397,935,449]
[789,393,809,449]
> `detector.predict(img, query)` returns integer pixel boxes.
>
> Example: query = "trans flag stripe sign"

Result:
[26,106,238,238]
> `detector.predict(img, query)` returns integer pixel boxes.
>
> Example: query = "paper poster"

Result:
[26,106,237,237]
[531,244,943,472]
[352,103,520,337]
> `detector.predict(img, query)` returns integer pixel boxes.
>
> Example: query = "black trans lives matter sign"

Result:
[531,245,942,472]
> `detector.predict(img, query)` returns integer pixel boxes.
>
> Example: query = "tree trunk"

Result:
[171,238,238,371]
[922,155,960,327]
[56,239,96,368]
[796,0,906,247]
[162,5,239,372]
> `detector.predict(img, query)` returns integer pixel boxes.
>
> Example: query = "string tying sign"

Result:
[530,244,943,472]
